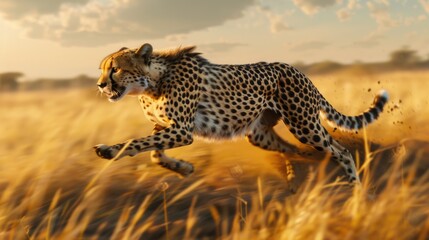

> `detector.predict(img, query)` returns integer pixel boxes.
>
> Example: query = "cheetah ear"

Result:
[118,47,128,52]
[136,43,153,64]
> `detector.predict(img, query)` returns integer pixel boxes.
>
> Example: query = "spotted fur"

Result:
[94,43,388,184]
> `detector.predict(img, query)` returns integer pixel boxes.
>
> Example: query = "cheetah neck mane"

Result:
[153,46,201,63]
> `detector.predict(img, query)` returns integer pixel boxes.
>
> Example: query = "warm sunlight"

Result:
[0,1,428,239]
[0,0,428,79]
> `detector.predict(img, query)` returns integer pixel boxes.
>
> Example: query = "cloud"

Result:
[198,42,247,53]
[290,41,330,51]
[420,0,429,13]
[336,0,361,21]
[336,8,351,21]
[165,34,187,42]
[0,0,255,46]
[353,32,385,47]
[402,14,427,26]
[0,0,88,19]
[366,0,398,28]
[293,0,340,15]
[258,6,292,33]
[267,14,291,33]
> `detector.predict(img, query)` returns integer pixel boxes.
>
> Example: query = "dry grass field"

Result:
[0,71,428,239]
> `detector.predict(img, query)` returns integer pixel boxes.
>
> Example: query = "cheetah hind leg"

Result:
[286,120,361,185]
[150,150,195,177]
[246,129,298,193]
[246,121,299,193]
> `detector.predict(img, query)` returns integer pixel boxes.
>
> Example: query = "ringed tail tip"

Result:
[377,89,389,101]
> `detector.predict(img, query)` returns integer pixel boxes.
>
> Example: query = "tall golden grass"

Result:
[0,71,428,239]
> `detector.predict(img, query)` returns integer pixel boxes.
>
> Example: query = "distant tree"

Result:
[291,61,309,73]
[307,61,344,75]
[424,53,429,66]
[0,72,23,91]
[72,74,96,87]
[389,47,421,67]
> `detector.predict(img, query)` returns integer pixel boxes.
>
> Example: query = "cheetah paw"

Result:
[176,160,195,177]
[94,144,116,160]
[286,176,298,194]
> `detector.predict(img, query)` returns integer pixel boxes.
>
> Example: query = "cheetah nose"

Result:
[98,82,107,88]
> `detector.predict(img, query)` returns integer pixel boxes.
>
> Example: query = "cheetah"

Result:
[94,43,388,184]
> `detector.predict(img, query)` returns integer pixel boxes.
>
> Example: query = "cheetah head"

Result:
[97,43,156,102]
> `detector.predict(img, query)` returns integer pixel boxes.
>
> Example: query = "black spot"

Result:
[356,118,363,129]
[375,100,385,110]
[369,107,379,119]
[364,112,372,121]
[302,127,310,134]
[315,146,324,152]
[162,134,171,139]
[293,97,299,103]
[323,140,329,147]
[312,135,321,142]
[283,118,290,125]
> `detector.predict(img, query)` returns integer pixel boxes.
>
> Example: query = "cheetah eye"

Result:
[112,67,119,73]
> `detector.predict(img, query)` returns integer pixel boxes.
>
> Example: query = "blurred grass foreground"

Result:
[0,69,429,239]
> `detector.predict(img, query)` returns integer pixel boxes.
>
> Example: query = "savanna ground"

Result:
[0,71,428,239]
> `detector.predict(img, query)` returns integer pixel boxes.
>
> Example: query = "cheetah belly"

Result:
[193,102,259,140]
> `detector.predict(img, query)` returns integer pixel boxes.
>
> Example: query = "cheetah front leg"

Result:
[149,125,194,176]
[94,124,194,176]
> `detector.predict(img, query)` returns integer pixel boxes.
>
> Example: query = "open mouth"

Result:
[107,81,128,102]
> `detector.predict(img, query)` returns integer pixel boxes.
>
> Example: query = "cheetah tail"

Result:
[319,90,389,132]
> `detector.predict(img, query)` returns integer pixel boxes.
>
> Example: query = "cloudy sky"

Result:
[0,0,428,79]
